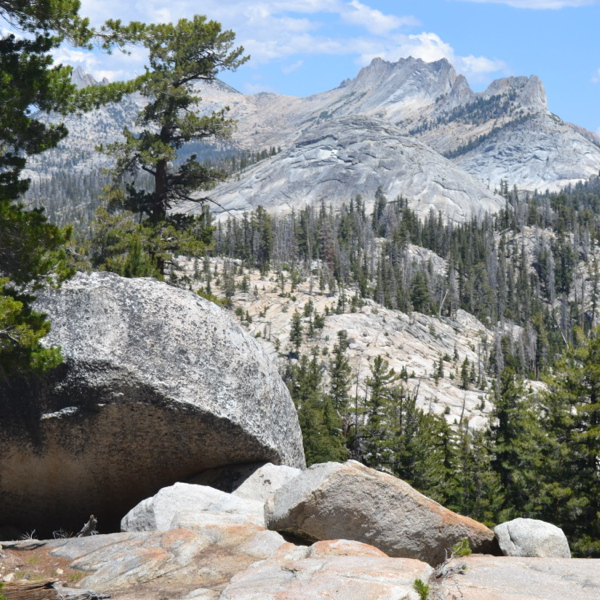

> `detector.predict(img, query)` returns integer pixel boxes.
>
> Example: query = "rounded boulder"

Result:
[0,272,305,535]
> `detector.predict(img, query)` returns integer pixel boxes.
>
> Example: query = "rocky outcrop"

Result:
[450,112,600,191]
[439,555,600,600]
[46,524,286,597]
[495,518,571,558]
[220,540,434,600]
[0,272,304,536]
[265,460,495,565]
[1,469,597,600]
[5,535,599,600]
[181,115,504,222]
[121,483,266,531]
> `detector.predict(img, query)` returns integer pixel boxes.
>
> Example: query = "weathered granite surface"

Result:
[266,460,496,565]
[494,517,571,558]
[0,272,304,535]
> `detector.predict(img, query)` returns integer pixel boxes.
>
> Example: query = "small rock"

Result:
[494,518,571,558]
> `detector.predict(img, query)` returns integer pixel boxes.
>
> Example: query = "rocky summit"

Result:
[25,56,600,224]
[0,272,304,535]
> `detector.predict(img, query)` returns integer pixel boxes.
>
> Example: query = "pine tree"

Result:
[96,16,248,276]
[328,330,353,442]
[541,330,600,555]
[0,1,104,375]
[289,310,303,356]
[488,368,547,522]
[362,356,399,468]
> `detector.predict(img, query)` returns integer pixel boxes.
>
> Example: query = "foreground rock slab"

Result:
[494,518,570,558]
[221,540,433,600]
[266,460,495,565]
[0,272,304,535]
[439,555,600,599]
[49,524,286,599]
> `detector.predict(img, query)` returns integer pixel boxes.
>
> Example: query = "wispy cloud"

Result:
[456,0,599,9]
[282,60,304,75]
[340,1,419,34]
[592,68,600,83]
[71,1,508,86]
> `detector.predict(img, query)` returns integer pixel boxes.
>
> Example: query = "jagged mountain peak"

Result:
[351,56,457,97]
[482,74,547,111]
[70,66,109,89]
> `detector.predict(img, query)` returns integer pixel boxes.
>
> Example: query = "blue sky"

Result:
[58,0,600,133]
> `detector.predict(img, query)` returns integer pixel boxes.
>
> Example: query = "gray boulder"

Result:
[494,518,571,558]
[232,463,302,503]
[121,483,266,531]
[0,272,304,536]
[266,460,495,566]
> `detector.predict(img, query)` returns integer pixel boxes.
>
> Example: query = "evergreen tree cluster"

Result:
[283,339,600,556]
[215,178,600,379]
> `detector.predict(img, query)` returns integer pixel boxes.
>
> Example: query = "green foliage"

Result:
[284,352,348,465]
[88,207,214,279]
[451,539,472,558]
[289,310,303,355]
[0,0,97,376]
[93,16,248,276]
[539,329,600,556]
[413,578,430,600]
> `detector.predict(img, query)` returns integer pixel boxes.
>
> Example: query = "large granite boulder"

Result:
[265,460,496,565]
[0,272,304,535]
[494,518,571,558]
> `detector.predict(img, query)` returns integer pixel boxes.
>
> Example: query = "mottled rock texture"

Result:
[48,523,286,599]
[121,482,266,531]
[494,518,571,558]
[220,540,433,600]
[266,460,495,566]
[0,272,304,535]
[440,555,600,600]
[232,463,302,503]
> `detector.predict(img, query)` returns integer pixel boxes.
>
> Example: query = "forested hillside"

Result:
[184,176,600,556]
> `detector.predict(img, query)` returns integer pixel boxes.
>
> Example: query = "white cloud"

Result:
[592,68,600,83]
[456,0,599,9]
[282,60,304,74]
[70,1,506,86]
[341,1,419,34]
[53,48,98,71]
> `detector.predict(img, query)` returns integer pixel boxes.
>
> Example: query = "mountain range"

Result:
[27,59,600,222]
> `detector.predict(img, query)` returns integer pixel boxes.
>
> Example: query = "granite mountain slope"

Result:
[24,56,600,221]
[180,115,504,221]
